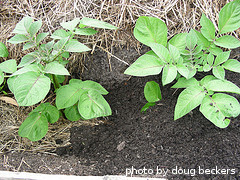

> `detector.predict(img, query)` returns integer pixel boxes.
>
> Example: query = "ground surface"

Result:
[1,48,240,180]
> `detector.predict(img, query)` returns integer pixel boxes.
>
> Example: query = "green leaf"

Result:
[200,75,217,87]
[36,33,49,44]
[193,30,211,49]
[186,30,197,50]
[207,53,214,66]
[213,66,225,80]
[144,81,162,102]
[0,59,17,73]
[206,79,240,94]
[214,35,240,49]
[7,76,17,93]
[76,80,108,95]
[64,40,91,52]
[168,33,187,52]
[12,64,40,76]
[18,52,40,68]
[218,0,240,34]
[23,42,35,51]
[176,64,189,79]
[174,85,206,120]
[124,54,164,76]
[64,104,82,121]
[55,75,66,84]
[213,51,230,66]
[223,59,240,73]
[56,84,84,109]
[141,102,156,113]
[18,112,48,141]
[209,44,223,56]
[168,44,180,63]
[162,64,177,86]
[8,34,29,44]
[53,37,69,51]
[187,66,197,79]
[44,61,70,75]
[80,17,118,30]
[13,72,51,106]
[12,16,33,34]
[150,43,171,63]
[203,63,212,72]
[134,16,167,47]
[200,13,215,41]
[0,70,4,85]
[60,18,80,31]
[171,77,198,88]
[0,42,9,57]
[78,90,112,119]
[51,29,70,39]
[74,28,98,35]
[29,20,42,37]
[200,94,240,128]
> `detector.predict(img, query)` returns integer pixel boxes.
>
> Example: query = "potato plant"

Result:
[0,16,117,141]
[125,0,240,128]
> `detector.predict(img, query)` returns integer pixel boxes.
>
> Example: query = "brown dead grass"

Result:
[0,0,239,154]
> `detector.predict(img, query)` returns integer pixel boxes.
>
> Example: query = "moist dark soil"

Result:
[1,47,240,180]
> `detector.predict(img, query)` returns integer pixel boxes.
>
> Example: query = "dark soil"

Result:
[1,47,240,180]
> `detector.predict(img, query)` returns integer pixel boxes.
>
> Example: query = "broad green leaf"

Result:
[18,52,40,67]
[213,66,225,80]
[53,37,69,51]
[213,51,230,66]
[12,16,33,34]
[30,102,59,124]
[145,50,160,58]
[176,64,189,78]
[18,112,48,141]
[23,42,35,51]
[218,0,240,34]
[171,77,198,88]
[174,85,206,120]
[7,76,17,93]
[144,81,162,102]
[78,90,111,119]
[14,72,51,106]
[64,104,82,121]
[60,18,80,31]
[186,30,197,50]
[208,45,223,55]
[12,64,40,76]
[29,20,42,37]
[80,17,118,30]
[200,13,215,41]
[168,33,187,52]
[214,35,240,49]
[162,64,177,86]
[0,42,9,57]
[134,16,167,47]
[223,59,240,73]
[61,52,70,58]
[0,70,4,85]
[44,61,70,75]
[124,54,164,76]
[168,44,180,63]
[187,66,197,79]
[41,41,54,53]
[193,45,202,55]
[141,102,156,113]
[55,75,66,84]
[150,43,171,63]
[8,34,29,44]
[56,85,84,109]
[74,28,98,35]
[0,59,17,73]
[203,63,212,72]
[77,80,108,95]
[207,53,214,66]
[51,29,70,39]
[200,75,217,87]
[36,33,49,44]
[206,79,240,94]
[69,79,82,84]
[193,30,211,49]
[64,40,91,52]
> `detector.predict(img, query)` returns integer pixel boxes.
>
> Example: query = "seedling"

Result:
[0,17,117,141]
[124,0,240,128]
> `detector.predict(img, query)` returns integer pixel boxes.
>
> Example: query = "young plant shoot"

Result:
[124,0,240,128]
[0,17,117,141]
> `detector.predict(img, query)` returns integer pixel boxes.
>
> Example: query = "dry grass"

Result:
[0,0,239,154]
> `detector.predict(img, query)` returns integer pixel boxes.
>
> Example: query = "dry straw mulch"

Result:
[0,0,238,154]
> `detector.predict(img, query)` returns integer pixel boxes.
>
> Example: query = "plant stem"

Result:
[51,74,61,90]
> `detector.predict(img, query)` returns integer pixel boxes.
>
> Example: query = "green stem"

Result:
[51,74,61,90]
